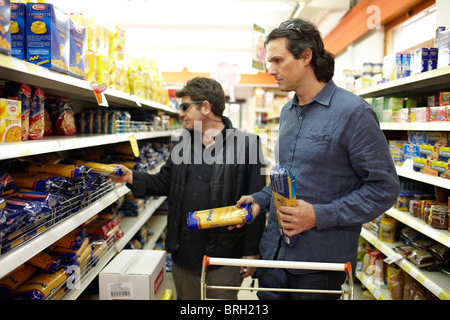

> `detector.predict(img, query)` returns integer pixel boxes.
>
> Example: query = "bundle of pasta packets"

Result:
[62,159,124,177]
[186,203,253,230]
[270,164,297,246]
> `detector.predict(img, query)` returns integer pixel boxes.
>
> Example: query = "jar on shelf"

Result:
[428,204,449,230]
[396,192,413,212]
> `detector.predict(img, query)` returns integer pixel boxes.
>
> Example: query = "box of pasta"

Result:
[0,98,22,143]
[26,3,69,74]
[69,18,86,79]
[10,3,25,60]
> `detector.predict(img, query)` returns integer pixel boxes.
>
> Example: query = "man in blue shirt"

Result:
[238,18,400,299]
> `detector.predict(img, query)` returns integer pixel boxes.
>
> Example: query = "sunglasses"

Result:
[180,101,203,112]
[281,22,301,32]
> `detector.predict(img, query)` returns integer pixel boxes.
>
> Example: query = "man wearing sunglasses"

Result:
[111,77,267,300]
[237,18,400,300]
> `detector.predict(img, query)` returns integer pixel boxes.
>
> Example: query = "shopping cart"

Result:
[200,255,354,300]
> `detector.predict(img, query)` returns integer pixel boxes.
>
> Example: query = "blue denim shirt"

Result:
[252,80,399,271]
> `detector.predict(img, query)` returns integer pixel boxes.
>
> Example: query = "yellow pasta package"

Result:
[0,263,36,299]
[14,268,68,300]
[186,203,253,230]
[0,99,22,143]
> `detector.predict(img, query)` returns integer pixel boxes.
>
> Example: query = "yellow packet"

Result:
[186,203,252,230]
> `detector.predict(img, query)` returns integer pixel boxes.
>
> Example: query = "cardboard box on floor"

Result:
[99,250,166,300]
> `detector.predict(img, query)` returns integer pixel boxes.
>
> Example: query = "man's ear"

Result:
[200,100,212,114]
[301,48,313,65]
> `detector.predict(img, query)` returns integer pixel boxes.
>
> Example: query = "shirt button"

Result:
[298,116,303,120]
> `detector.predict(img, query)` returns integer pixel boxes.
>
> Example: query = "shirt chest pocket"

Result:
[301,131,333,160]
[307,132,331,143]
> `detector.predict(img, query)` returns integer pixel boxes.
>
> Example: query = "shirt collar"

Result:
[289,80,337,109]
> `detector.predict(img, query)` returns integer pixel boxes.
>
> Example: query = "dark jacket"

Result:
[128,117,267,270]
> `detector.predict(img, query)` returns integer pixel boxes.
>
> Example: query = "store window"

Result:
[387,5,436,54]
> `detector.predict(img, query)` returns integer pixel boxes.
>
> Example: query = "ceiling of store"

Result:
[51,0,352,74]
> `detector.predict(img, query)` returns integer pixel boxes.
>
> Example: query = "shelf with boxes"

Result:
[354,55,450,299]
[0,161,170,300]
[359,226,450,300]
[0,54,177,114]
[0,1,178,301]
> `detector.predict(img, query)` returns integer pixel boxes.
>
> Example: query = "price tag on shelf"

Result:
[129,134,140,157]
[90,82,109,107]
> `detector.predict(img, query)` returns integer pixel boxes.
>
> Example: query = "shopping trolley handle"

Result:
[202,256,352,275]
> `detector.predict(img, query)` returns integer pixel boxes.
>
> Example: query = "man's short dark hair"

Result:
[175,77,226,117]
[265,18,335,83]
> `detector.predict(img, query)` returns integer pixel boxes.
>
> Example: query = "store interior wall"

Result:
[334,27,386,87]
[436,0,450,29]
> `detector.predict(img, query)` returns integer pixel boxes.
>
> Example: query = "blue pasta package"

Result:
[270,164,297,246]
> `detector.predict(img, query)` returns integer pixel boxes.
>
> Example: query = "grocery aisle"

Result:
[1,0,450,302]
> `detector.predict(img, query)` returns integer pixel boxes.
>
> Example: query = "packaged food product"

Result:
[0,0,11,55]
[4,82,31,141]
[26,3,70,73]
[387,265,404,300]
[0,98,22,143]
[427,204,448,229]
[0,171,19,196]
[90,239,107,266]
[10,3,25,60]
[428,243,450,262]
[0,263,36,299]
[395,245,439,268]
[14,268,68,300]
[270,164,297,246]
[28,87,46,140]
[49,237,90,267]
[2,198,44,239]
[69,18,87,79]
[8,161,91,180]
[62,159,124,176]
[10,173,66,194]
[28,251,61,273]
[46,96,77,136]
[396,192,412,211]
[53,230,85,250]
[408,248,438,268]
[10,189,59,209]
[186,203,253,230]
[379,216,397,243]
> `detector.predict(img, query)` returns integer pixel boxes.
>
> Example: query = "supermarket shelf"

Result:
[0,184,130,279]
[395,160,450,190]
[63,245,117,300]
[355,66,450,98]
[65,197,167,300]
[115,196,167,251]
[0,129,181,161]
[381,122,450,131]
[386,207,450,248]
[143,215,168,250]
[355,270,392,300]
[0,54,177,114]
[360,228,450,300]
